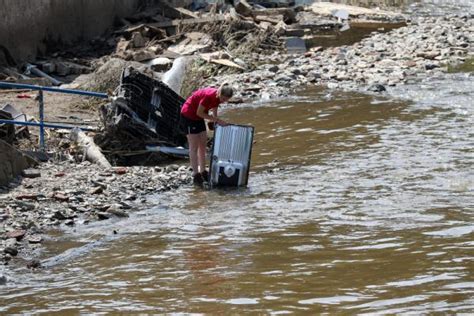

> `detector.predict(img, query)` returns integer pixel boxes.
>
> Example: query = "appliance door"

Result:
[209,124,254,188]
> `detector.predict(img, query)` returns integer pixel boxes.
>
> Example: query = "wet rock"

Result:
[124,194,137,201]
[107,205,129,218]
[97,212,110,220]
[26,259,41,269]
[65,219,75,226]
[52,211,67,221]
[4,247,18,256]
[0,275,6,285]
[368,84,386,93]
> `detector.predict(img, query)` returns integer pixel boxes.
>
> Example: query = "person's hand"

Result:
[216,119,228,126]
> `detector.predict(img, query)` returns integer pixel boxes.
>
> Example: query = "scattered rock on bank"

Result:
[0,160,192,266]
[205,15,472,99]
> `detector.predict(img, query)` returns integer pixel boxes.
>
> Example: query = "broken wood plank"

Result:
[255,15,284,25]
[199,55,245,70]
[310,2,399,17]
[252,8,297,23]
[148,15,227,29]
[174,7,199,19]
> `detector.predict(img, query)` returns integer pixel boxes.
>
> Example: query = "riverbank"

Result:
[0,160,191,266]
[0,5,472,269]
[206,14,473,100]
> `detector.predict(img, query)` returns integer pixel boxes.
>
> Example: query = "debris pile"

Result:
[96,67,187,164]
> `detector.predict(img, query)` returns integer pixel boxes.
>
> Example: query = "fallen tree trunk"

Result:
[70,128,112,169]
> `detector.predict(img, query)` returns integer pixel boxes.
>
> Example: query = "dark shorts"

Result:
[181,115,206,135]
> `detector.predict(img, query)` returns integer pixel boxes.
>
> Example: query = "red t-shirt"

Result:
[181,87,220,120]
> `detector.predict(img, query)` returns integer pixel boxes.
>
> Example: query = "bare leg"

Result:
[187,133,200,176]
[197,131,208,173]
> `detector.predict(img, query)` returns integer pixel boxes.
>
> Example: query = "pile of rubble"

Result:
[96,67,187,164]
[0,1,405,90]
[0,1,413,169]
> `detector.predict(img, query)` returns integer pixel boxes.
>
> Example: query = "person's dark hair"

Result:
[218,83,233,99]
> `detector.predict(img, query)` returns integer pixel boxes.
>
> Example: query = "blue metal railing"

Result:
[0,82,108,98]
[0,81,108,150]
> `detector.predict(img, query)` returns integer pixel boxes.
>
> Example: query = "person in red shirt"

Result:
[180,83,233,185]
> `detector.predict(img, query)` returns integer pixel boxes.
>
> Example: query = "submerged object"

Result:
[209,124,254,188]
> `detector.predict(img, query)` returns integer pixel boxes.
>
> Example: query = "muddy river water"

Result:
[2,72,472,314]
[1,2,474,315]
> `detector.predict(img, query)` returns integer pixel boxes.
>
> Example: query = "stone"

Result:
[0,275,6,285]
[90,187,103,195]
[26,259,41,269]
[53,193,69,202]
[27,235,42,244]
[97,212,110,220]
[425,64,440,70]
[22,169,41,179]
[417,51,440,60]
[4,247,18,256]
[107,206,129,218]
[16,193,39,201]
[52,211,67,221]
[65,219,75,226]
[368,84,386,93]
[268,65,279,73]
[6,230,26,241]
[15,201,35,212]
[113,167,128,175]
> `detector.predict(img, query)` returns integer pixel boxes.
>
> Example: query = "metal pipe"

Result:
[25,64,63,86]
[38,89,45,151]
[0,82,108,99]
[0,119,95,131]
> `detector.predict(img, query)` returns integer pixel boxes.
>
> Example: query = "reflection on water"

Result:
[1,70,472,313]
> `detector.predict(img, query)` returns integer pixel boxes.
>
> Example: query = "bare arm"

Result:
[197,105,227,125]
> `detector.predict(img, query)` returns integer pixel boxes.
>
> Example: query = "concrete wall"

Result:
[0,0,144,63]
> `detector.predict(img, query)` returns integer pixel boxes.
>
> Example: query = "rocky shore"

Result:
[207,14,473,100]
[0,160,191,266]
